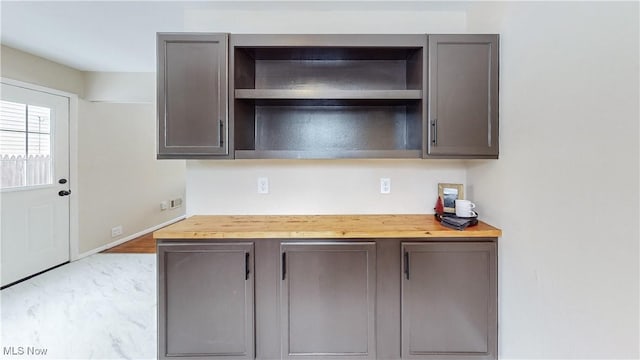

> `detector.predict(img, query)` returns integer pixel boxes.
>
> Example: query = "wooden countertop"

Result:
[154,215,502,239]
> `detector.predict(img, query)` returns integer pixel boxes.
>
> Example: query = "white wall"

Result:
[1,46,186,255]
[184,2,467,33]
[6,1,636,357]
[1,45,84,96]
[185,2,470,216]
[466,2,639,358]
[78,73,186,254]
[187,160,465,215]
[78,100,184,253]
[184,2,639,358]
[79,73,184,253]
[83,72,155,103]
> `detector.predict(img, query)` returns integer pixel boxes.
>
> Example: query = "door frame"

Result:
[1,77,80,261]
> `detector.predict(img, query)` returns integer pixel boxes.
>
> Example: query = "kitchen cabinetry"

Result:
[231,35,425,159]
[157,33,500,160]
[157,33,230,159]
[426,34,499,158]
[155,215,502,360]
[157,242,254,360]
[401,242,497,360]
[280,242,377,359]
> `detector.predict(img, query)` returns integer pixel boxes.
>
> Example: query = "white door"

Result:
[0,82,70,287]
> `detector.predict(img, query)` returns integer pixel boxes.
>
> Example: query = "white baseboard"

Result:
[75,215,186,260]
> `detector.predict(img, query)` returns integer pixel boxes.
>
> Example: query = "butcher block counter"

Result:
[153,214,502,239]
[155,214,500,360]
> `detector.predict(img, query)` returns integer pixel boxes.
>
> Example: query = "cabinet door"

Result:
[158,242,254,359]
[281,242,376,359]
[427,35,499,158]
[401,242,497,360]
[157,33,230,158]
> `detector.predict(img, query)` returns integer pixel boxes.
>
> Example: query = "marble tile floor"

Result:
[1,254,156,359]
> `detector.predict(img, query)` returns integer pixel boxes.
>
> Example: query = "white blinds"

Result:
[0,100,52,188]
[0,100,51,156]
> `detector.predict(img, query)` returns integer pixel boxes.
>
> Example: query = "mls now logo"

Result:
[3,346,48,356]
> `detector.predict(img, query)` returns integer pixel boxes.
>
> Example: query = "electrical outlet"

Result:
[380,178,391,194]
[160,201,168,211]
[111,225,123,238]
[170,197,183,209]
[258,177,269,194]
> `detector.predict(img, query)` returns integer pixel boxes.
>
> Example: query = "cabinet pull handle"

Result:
[245,252,250,280]
[404,251,410,280]
[431,118,438,145]
[282,252,287,280]
[219,119,224,146]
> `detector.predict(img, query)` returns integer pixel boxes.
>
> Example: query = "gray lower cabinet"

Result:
[427,34,499,158]
[280,242,377,359]
[401,242,497,360]
[156,239,498,360]
[157,33,230,159]
[158,242,254,359]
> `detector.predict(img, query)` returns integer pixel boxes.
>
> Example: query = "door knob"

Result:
[58,190,71,196]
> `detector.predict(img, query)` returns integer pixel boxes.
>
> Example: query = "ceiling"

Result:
[0,1,470,73]
[1,1,189,72]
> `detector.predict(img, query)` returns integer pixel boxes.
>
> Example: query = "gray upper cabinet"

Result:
[157,33,230,159]
[401,242,497,360]
[426,35,499,158]
[158,242,254,360]
[280,242,377,359]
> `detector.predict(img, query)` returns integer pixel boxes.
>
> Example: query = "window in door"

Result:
[0,100,52,189]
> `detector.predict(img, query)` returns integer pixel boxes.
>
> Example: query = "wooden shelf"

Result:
[235,89,422,100]
[235,149,421,159]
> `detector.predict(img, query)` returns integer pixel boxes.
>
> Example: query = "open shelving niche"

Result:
[231,40,425,159]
